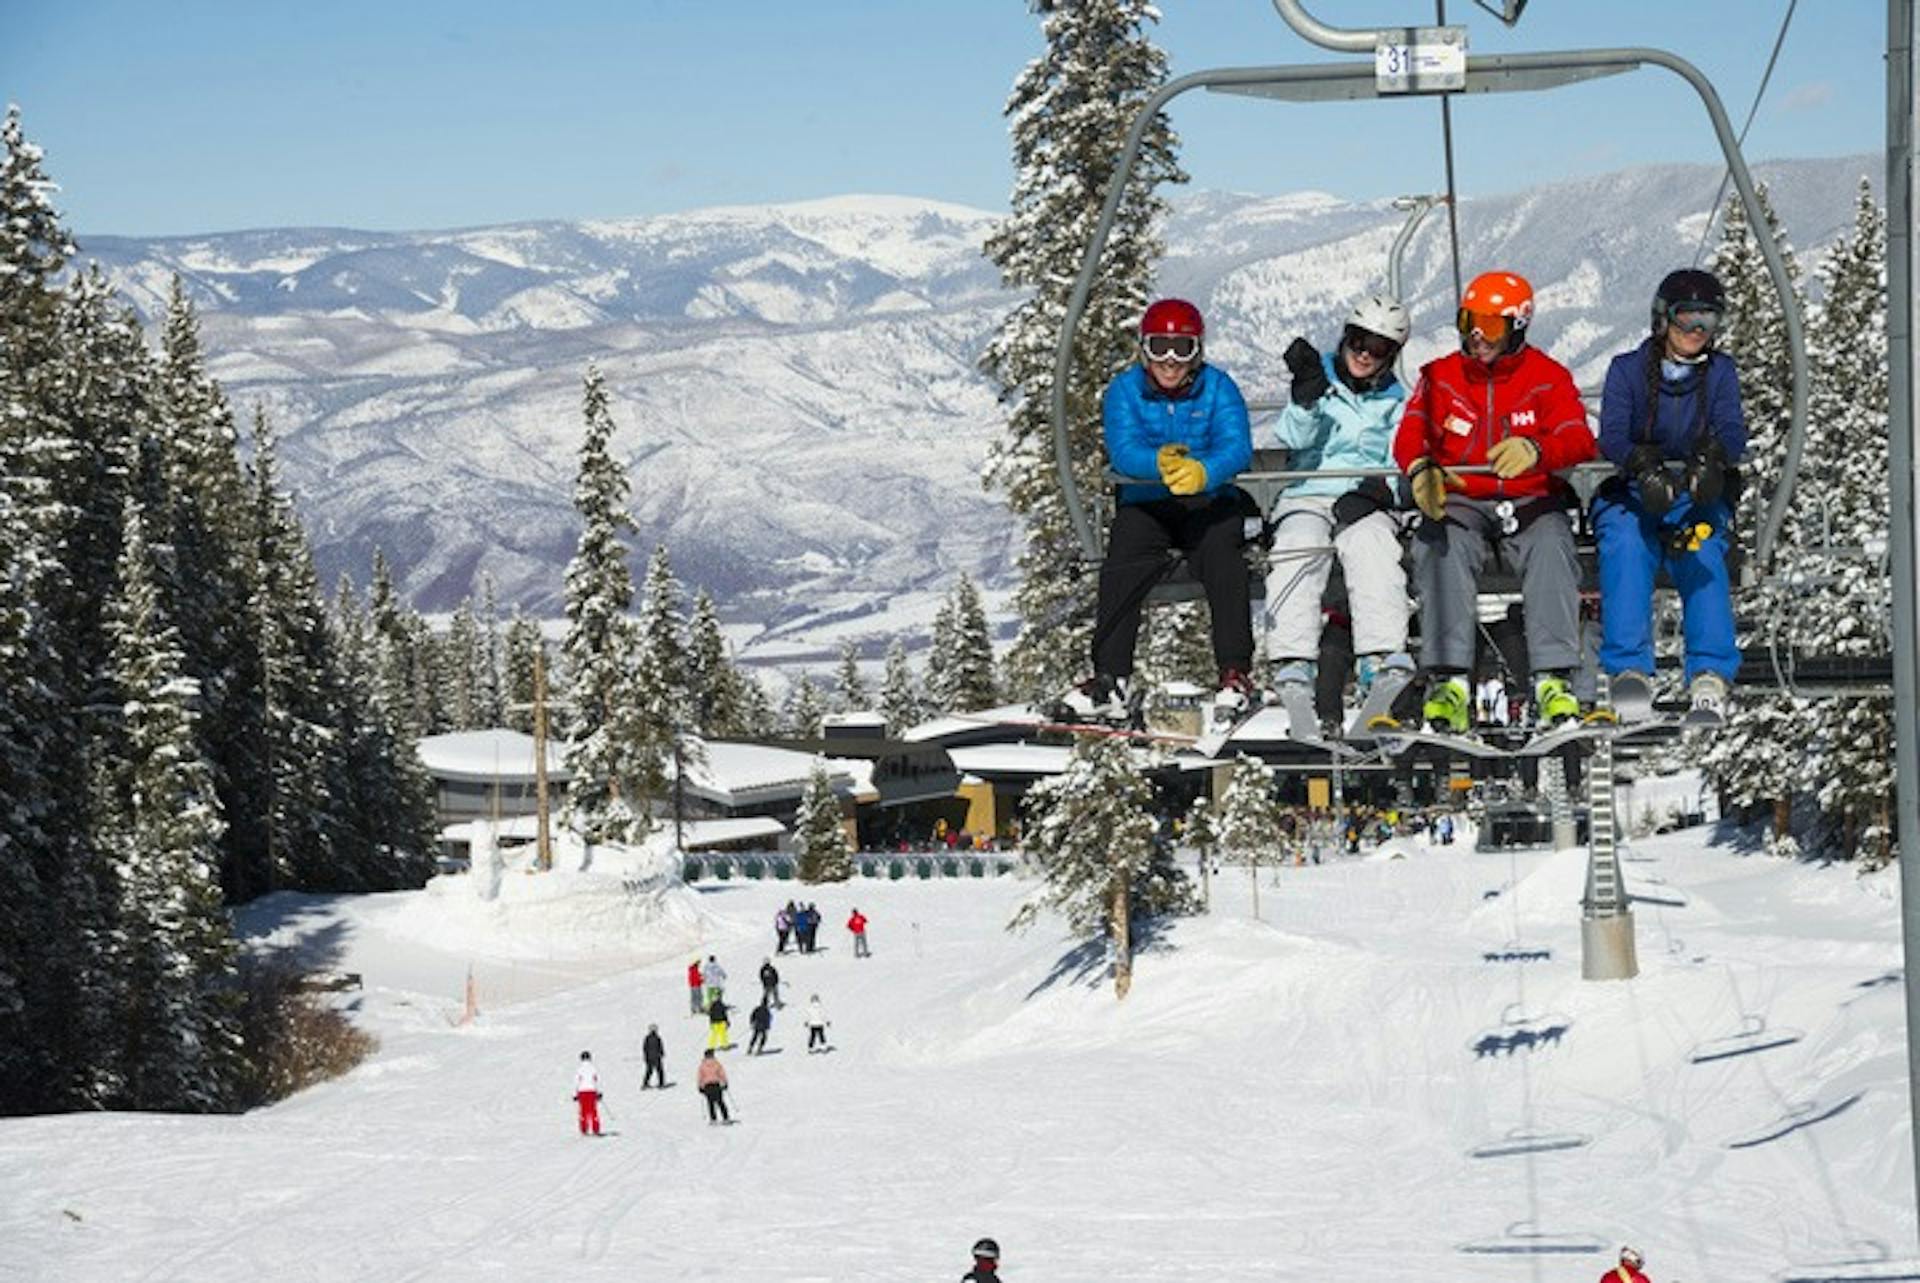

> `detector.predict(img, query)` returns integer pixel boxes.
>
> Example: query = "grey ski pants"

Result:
[1411,497,1582,675]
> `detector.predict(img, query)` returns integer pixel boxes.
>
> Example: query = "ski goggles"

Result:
[1342,326,1400,360]
[1664,305,1723,337]
[1141,333,1201,363]
[1456,309,1515,344]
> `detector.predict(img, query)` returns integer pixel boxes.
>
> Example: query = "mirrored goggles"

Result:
[1456,309,1514,344]
[1666,305,1723,337]
[1342,326,1399,360]
[1142,333,1201,363]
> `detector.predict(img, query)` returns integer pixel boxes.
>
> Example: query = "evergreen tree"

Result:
[503,609,545,734]
[784,674,826,739]
[980,0,1185,699]
[880,638,925,735]
[473,575,505,728]
[442,598,483,731]
[929,575,998,714]
[626,544,693,833]
[1011,736,1193,997]
[1217,756,1285,916]
[736,669,780,739]
[99,499,241,1109]
[793,762,852,883]
[833,641,871,713]
[560,366,648,842]
[1137,601,1214,719]
[329,575,436,888]
[686,589,754,738]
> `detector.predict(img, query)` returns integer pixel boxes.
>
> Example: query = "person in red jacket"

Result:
[847,908,870,959]
[1391,269,1597,733]
[1603,1244,1650,1283]
[686,958,704,1017]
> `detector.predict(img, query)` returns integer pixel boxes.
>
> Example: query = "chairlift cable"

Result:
[1690,0,1799,266]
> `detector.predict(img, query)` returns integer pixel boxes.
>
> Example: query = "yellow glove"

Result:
[1156,443,1190,485]
[1409,456,1459,521]
[1164,456,1208,496]
[1486,435,1541,480]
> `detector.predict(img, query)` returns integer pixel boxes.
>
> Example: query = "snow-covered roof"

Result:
[947,743,1076,777]
[898,702,1040,744]
[679,739,854,806]
[822,711,886,731]
[418,728,572,784]
[679,816,785,849]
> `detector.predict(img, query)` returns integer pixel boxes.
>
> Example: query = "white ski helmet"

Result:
[1347,294,1411,346]
[1620,1245,1644,1268]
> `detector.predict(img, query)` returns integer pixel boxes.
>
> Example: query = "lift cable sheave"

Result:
[1048,48,1809,572]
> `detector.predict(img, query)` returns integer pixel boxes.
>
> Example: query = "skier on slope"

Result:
[804,993,831,1053]
[1392,269,1598,735]
[847,907,871,958]
[641,1024,666,1089]
[703,955,728,1008]
[962,1236,1003,1282]
[573,1050,603,1136]
[696,1049,730,1124]
[1594,268,1746,723]
[1602,1244,1651,1283]
[706,993,732,1051]
[746,996,772,1055]
[759,956,783,1008]
[1263,294,1417,730]
[686,957,704,1016]
[1057,298,1257,730]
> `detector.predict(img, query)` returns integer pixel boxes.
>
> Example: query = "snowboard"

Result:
[1344,664,1417,740]
[1608,671,1655,723]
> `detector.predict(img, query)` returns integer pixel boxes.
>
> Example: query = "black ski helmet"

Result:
[1652,268,1726,335]
[971,1237,1000,1260]
[580,1050,591,1060]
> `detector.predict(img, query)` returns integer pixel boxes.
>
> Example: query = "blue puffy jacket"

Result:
[1102,363,1252,505]
[1269,352,1404,499]
[1597,339,1746,468]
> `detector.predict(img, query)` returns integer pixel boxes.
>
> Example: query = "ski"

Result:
[1192,697,1269,757]
[1366,718,1512,760]
[1608,671,1655,723]
[1509,711,1620,757]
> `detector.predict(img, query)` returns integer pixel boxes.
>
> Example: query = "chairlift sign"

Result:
[1375,26,1467,94]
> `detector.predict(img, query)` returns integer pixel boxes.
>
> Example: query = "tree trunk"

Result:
[1249,853,1259,920]
[1111,865,1132,1001]
[1772,797,1791,841]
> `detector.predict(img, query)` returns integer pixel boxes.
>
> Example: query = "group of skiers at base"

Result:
[1062,266,1746,739]
[774,900,872,956]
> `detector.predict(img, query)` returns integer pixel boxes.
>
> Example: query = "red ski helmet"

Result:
[1139,298,1205,364]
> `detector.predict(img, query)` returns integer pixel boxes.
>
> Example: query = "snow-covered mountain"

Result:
[78,158,1874,658]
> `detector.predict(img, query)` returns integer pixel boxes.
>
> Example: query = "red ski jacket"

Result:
[1392,345,1595,500]
[687,962,703,989]
[847,912,867,935]
[1600,1267,1649,1283]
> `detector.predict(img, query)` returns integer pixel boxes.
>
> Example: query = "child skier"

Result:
[1392,270,1598,733]
[1594,267,1746,722]
[805,993,831,1053]
[696,1049,730,1124]
[573,1050,602,1136]
[1264,294,1417,727]
[1058,298,1256,728]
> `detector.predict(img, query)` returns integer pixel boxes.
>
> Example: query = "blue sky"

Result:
[4,0,1889,237]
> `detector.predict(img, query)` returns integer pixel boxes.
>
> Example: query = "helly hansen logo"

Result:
[1510,411,1536,428]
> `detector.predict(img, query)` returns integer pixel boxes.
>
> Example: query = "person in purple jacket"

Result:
[1593,268,1748,722]
[1059,298,1255,727]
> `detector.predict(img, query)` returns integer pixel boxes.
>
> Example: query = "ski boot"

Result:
[1422,675,1471,735]
[1685,671,1729,727]
[1212,667,1259,729]
[1264,660,1318,740]
[1352,652,1416,733]
[1533,673,1582,728]
[1057,674,1132,726]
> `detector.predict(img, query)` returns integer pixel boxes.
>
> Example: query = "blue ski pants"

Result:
[1593,492,1740,682]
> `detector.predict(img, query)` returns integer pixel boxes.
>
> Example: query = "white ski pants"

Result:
[1260,498,1410,661]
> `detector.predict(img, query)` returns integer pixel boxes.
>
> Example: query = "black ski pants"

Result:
[702,1083,729,1121]
[747,1028,768,1055]
[808,1025,829,1049]
[643,1058,665,1088]
[1095,493,1253,680]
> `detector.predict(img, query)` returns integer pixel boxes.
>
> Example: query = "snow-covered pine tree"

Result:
[99,498,241,1110]
[928,575,998,713]
[442,597,483,732]
[981,0,1185,701]
[1182,794,1218,909]
[153,276,272,900]
[1011,736,1193,998]
[833,641,871,713]
[503,608,544,734]
[249,408,345,890]
[1137,601,1213,720]
[626,543,693,836]
[784,675,826,739]
[1698,185,1811,845]
[880,638,924,735]
[328,574,436,888]
[473,575,505,729]
[792,762,852,883]
[1797,179,1894,864]
[560,367,649,843]
[1216,756,1286,917]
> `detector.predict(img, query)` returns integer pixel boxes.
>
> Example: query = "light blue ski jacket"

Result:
[1268,352,1405,499]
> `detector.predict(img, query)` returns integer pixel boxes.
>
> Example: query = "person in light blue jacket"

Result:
[1262,295,1416,710]
[1061,298,1255,725]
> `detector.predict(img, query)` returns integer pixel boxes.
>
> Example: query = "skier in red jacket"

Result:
[686,958,704,1016]
[1603,1244,1650,1283]
[847,908,870,959]
[1391,269,1597,734]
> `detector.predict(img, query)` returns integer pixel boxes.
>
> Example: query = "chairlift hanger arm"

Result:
[1051,47,1807,572]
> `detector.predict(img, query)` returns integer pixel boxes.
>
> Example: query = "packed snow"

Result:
[2,820,1914,1281]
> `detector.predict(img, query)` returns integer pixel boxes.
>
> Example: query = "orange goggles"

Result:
[1456,309,1515,343]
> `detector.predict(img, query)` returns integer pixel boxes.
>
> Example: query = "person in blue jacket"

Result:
[1594,267,1747,720]
[1263,294,1416,716]
[1061,298,1254,724]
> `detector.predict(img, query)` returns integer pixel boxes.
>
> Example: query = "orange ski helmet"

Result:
[1457,271,1534,355]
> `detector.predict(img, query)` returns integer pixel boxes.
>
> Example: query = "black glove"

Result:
[1284,337,1328,409]
[1685,437,1728,506]
[1625,444,1674,519]
[1332,476,1395,528]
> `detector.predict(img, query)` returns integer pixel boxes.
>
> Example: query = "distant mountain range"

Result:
[79,155,1876,663]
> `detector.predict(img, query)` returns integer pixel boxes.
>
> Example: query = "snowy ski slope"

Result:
[0,825,1913,1281]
